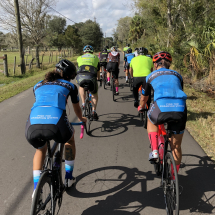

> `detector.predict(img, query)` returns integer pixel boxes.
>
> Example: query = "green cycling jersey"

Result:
[130,55,153,77]
[77,53,100,69]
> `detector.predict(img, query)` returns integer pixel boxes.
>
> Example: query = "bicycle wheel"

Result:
[85,101,91,135]
[103,68,106,89]
[112,78,115,101]
[30,171,55,215]
[130,78,133,91]
[163,152,179,215]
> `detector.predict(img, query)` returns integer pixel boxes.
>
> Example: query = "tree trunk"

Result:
[36,46,40,68]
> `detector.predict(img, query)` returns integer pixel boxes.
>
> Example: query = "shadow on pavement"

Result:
[89,113,143,138]
[66,154,215,214]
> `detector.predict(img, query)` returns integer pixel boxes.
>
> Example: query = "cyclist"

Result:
[76,45,100,121]
[123,43,130,57]
[124,48,135,83]
[139,51,187,178]
[133,47,139,57]
[25,60,87,197]
[106,45,111,53]
[106,46,120,95]
[99,48,108,77]
[130,47,153,108]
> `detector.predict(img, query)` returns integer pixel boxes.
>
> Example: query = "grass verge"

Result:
[184,84,215,160]
[0,56,77,102]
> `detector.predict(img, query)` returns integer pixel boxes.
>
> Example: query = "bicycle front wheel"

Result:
[163,152,179,215]
[30,171,55,215]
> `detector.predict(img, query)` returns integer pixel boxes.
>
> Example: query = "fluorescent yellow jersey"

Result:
[130,55,153,77]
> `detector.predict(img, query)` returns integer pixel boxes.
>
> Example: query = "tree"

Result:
[0,0,55,68]
[0,32,6,51]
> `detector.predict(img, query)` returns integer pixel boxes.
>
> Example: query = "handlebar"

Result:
[70,122,85,139]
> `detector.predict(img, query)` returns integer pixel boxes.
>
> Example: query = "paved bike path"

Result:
[0,54,215,215]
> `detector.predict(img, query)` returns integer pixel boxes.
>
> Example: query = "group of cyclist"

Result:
[25,42,187,198]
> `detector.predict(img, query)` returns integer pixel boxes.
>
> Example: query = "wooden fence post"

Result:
[13,56,16,75]
[51,52,53,63]
[49,52,51,63]
[3,54,9,76]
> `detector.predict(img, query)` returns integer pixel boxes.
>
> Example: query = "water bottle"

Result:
[158,135,164,163]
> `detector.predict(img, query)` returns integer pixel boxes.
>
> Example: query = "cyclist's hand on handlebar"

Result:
[80,117,87,123]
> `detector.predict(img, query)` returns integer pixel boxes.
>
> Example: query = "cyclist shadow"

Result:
[68,167,166,214]
[187,110,214,121]
[90,113,143,137]
[179,154,215,213]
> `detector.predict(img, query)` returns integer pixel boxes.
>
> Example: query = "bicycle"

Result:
[82,83,93,135]
[152,124,180,215]
[30,122,85,215]
[128,72,133,91]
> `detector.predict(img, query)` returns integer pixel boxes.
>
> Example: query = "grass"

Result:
[0,50,71,76]
[184,85,215,160]
[0,55,77,102]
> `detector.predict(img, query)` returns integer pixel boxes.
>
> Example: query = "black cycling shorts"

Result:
[100,62,107,69]
[76,73,98,94]
[148,101,187,134]
[107,62,119,79]
[25,111,74,149]
[124,62,130,70]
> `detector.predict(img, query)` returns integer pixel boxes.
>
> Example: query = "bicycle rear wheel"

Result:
[143,109,147,129]
[30,171,55,215]
[112,78,115,101]
[163,152,179,215]
[84,101,91,135]
[130,78,133,91]
[103,68,106,89]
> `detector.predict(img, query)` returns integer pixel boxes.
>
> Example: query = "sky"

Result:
[53,0,134,37]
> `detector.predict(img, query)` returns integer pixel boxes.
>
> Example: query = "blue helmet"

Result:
[83,45,94,53]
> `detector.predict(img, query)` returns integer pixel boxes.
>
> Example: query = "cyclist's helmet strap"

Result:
[153,51,172,63]
[55,59,77,80]
[83,45,94,53]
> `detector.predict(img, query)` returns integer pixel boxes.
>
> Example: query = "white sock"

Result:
[126,76,128,80]
[82,103,85,107]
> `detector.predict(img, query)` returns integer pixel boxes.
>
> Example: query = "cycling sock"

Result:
[82,103,85,107]
[107,77,110,82]
[148,132,158,151]
[65,160,74,179]
[33,170,41,190]
[126,76,128,81]
[116,87,119,92]
[171,164,180,180]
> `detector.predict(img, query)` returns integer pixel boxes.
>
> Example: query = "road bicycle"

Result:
[138,86,148,129]
[30,122,85,215]
[82,83,93,135]
[152,124,180,215]
[128,72,133,91]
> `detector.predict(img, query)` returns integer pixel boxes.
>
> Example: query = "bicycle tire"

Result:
[103,68,106,89]
[84,101,91,135]
[163,152,179,215]
[112,78,115,101]
[30,171,54,215]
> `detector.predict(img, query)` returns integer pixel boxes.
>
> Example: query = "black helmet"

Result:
[127,44,130,47]
[103,48,107,52]
[127,48,132,53]
[106,46,109,49]
[138,47,148,55]
[55,59,77,80]
[135,47,139,51]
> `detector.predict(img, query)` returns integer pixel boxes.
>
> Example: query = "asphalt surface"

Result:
[1,54,215,215]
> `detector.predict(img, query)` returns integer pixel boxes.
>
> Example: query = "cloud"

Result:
[54,0,133,37]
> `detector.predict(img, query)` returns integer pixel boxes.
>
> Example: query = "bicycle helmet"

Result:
[106,46,109,49]
[83,45,94,53]
[153,51,172,63]
[103,48,107,52]
[127,48,132,53]
[135,47,139,51]
[55,59,77,80]
[111,46,117,51]
[138,47,148,55]
[126,44,130,47]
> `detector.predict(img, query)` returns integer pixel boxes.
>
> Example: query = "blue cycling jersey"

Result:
[125,53,135,63]
[143,68,187,112]
[30,79,79,125]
